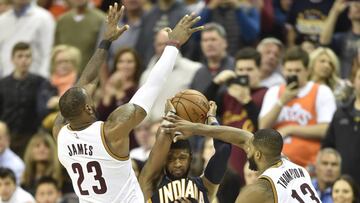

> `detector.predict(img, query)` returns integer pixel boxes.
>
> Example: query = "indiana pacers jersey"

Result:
[57,121,144,203]
[260,158,321,203]
[149,176,209,203]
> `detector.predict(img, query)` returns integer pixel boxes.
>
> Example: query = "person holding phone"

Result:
[204,47,267,186]
[259,46,336,170]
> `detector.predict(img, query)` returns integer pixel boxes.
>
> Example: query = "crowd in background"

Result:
[0,0,360,202]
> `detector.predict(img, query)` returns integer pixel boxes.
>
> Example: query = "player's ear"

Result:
[84,104,93,115]
[255,150,262,160]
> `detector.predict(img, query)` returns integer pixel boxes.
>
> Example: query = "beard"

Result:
[165,166,190,181]
[248,156,258,171]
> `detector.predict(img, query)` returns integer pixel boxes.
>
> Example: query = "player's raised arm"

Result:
[138,100,176,200]
[52,3,128,139]
[163,113,253,150]
[235,179,274,203]
[105,14,204,137]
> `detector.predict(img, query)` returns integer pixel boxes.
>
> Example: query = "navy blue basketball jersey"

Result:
[148,176,210,203]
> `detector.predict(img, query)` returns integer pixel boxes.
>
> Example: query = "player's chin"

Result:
[171,170,186,179]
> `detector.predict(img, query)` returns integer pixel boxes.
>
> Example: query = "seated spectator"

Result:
[140,29,201,121]
[320,0,360,79]
[0,121,24,184]
[130,120,158,162]
[0,0,55,79]
[309,47,352,104]
[312,148,341,203]
[322,65,360,186]
[257,37,285,88]
[96,48,140,121]
[205,47,267,184]
[21,133,62,195]
[259,47,336,168]
[35,176,62,203]
[332,175,360,203]
[0,0,10,14]
[0,167,35,203]
[0,42,51,157]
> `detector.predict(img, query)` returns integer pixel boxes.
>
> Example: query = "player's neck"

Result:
[260,157,282,174]
[69,118,95,131]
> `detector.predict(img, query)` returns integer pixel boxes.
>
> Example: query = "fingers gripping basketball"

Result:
[171,89,210,123]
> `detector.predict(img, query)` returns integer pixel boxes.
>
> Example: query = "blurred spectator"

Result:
[98,0,145,69]
[0,42,51,157]
[0,0,55,78]
[21,133,62,195]
[0,0,10,14]
[37,0,69,18]
[0,167,35,203]
[35,176,62,203]
[301,40,317,54]
[183,0,205,14]
[322,65,360,186]
[135,0,188,66]
[332,175,360,203]
[190,23,235,94]
[259,47,336,168]
[320,0,360,79]
[257,37,285,88]
[272,0,292,43]
[96,48,140,121]
[286,0,334,46]
[140,29,201,121]
[196,0,260,56]
[130,120,157,162]
[55,0,105,74]
[312,148,341,203]
[309,47,352,105]
[243,161,258,185]
[205,47,266,184]
[0,121,24,184]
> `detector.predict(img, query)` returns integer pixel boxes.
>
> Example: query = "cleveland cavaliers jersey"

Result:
[260,158,321,203]
[57,121,144,203]
[149,176,209,203]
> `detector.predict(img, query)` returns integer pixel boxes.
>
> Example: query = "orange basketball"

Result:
[171,89,210,123]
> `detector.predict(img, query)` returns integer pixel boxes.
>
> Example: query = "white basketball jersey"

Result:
[260,158,321,203]
[57,121,144,203]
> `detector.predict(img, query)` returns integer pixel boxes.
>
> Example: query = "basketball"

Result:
[171,89,210,123]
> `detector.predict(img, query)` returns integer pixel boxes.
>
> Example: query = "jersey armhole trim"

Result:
[260,175,278,203]
[101,122,129,161]
[147,199,153,203]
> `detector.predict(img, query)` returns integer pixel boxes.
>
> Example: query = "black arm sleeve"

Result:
[204,81,224,117]
[321,112,337,149]
[204,122,232,184]
[243,100,261,131]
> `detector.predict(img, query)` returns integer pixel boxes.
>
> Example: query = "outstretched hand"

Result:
[104,3,129,41]
[167,14,204,46]
[162,115,198,142]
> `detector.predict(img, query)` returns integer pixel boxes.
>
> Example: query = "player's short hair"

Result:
[316,148,342,165]
[283,46,309,69]
[235,47,262,67]
[253,129,283,157]
[35,176,59,191]
[202,22,226,39]
[12,42,30,57]
[0,167,16,184]
[59,87,87,119]
[170,139,192,156]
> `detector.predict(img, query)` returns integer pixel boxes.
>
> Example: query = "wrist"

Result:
[99,40,112,50]
[166,40,181,49]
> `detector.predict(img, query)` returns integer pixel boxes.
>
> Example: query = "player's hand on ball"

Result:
[168,13,204,46]
[206,101,218,125]
[104,3,129,41]
[164,99,176,115]
[162,115,197,141]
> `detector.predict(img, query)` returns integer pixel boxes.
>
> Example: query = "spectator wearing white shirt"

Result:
[0,122,24,184]
[0,167,35,203]
[130,120,158,162]
[0,0,55,78]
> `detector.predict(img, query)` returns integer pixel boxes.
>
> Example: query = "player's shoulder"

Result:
[236,179,274,203]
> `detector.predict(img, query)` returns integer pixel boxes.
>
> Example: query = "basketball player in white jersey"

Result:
[163,116,322,203]
[52,3,204,203]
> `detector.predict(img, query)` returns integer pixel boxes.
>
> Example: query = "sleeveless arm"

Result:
[235,179,275,203]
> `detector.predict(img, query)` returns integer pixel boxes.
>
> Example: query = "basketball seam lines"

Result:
[179,101,193,122]
[177,97,208,115]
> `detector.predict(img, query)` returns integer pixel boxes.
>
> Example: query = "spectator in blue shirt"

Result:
[312,148,342,203]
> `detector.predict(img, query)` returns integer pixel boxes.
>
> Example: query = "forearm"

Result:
[139,128,172,200]
[320,10,339,45]
[290,123,329,139]
[193,124,252,149]
[76,41,110,87]
[259,104,282,129]
[129,46,178,113]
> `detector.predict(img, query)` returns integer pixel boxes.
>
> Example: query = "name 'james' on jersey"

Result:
[57,121,144,203]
